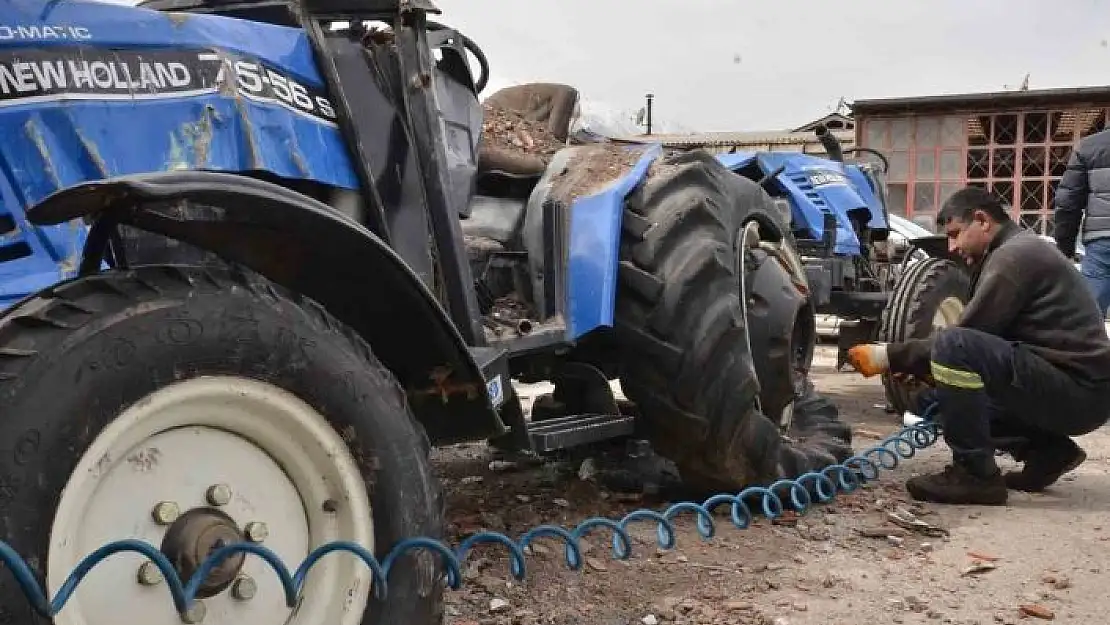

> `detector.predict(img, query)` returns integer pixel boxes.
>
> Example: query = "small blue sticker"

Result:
[486,374,504,408]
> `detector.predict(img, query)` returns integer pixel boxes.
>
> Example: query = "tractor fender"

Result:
[523,142,663,339]
[26,170,504,445]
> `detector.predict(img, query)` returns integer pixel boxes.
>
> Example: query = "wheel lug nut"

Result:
[231,575,257,600]
[137,562,163,586]
[151,501,180,525]
[182,600,206,623]
[244,522,268,542]
[205,484,232,507]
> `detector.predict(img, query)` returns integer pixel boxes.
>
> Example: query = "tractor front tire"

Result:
[614,151,852,493]
[0,265,444,625]
[877,256,971,415]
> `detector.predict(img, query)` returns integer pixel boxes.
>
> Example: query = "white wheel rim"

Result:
[932,296,964,331]
[47,376,374,625]
[739,219,809,432]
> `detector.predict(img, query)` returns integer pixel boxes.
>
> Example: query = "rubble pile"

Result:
[480,102,567,158]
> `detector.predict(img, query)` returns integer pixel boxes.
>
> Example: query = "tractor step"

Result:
[527,413,636,452]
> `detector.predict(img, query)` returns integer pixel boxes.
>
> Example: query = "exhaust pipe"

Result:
[814,124,844,163]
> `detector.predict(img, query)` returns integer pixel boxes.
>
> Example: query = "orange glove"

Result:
[846,343,890,377]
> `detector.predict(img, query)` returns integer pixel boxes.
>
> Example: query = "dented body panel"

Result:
[0,1,357,193]
[0,1,680,445]
[0,1,364,306]
[716,151,889,257]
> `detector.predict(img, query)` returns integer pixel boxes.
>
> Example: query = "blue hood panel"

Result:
[716,151,889,256]
[0,0,359,308]
[0,1,358,198]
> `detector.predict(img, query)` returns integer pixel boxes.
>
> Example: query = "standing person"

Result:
[1054,127,1110,315]
[847,187,1110,506]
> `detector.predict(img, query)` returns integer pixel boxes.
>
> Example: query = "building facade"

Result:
[852,87,1110,235]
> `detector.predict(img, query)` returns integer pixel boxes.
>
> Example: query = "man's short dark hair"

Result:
[935,186,1011,228]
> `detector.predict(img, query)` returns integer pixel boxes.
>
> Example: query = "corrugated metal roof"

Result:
[852,85,1110,115]
[613,129,855,148]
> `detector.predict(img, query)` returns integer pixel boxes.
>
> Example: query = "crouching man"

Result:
[848,187,1110,505]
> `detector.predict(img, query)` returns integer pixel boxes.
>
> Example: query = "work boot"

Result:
[1004,439,1086,493]
[905,464,1008,506]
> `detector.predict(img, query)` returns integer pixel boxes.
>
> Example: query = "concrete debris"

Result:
[1041,573,1071,589]
[488,460,519,473]
[887,510,949,537]
[434,343,1110,624]
[1018,604,1055,620]
[577,458,597,481]
[725,601,753,611]
[586,557,607,572]
[960,561,996,577]
[858,527,909,538]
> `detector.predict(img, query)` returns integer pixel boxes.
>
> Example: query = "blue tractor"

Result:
[0,1,862,623]
[712,127,972,416]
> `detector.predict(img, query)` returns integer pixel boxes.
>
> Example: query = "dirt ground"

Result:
[432,343,1110,625]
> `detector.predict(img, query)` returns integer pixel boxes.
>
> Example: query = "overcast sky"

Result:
[101,0,1110,132]
[438,0,1110,132]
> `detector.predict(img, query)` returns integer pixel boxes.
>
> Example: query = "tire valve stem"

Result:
[231,575,257,601]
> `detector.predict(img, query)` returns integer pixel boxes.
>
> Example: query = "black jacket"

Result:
[887,221,1110,387]
[1054,128,1110,258]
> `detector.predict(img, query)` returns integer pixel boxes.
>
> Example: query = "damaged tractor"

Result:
[692,126,973,417]
[0,1,852,624]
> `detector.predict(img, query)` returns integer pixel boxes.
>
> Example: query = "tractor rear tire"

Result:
[877,256,971,415]
[0,265,444,625]
[614,150,853,493]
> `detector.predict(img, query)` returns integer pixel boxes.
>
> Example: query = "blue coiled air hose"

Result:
[0,414,940,619]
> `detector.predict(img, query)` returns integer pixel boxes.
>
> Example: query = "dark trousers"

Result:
[926,327,1110,474]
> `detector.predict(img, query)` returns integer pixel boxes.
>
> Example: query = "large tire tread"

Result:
[877,256,971,414]
[0,265,444,625]
[614,151,851,493]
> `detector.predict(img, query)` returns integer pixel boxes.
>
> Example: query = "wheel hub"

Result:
[932,296,965,331]
[47,376,375,625]
[160,507,247,598]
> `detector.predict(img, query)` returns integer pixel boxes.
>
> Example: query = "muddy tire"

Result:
[791,377,854,459]
[614,150,852,493]
[877,256,971,415]
[0,265,444,625]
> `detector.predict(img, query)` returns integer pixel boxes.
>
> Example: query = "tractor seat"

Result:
[478,83,580,179]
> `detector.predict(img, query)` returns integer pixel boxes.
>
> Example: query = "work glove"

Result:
[846,343,889,377]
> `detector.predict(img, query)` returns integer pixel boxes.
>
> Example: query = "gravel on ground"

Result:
[433,344,1110,625]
